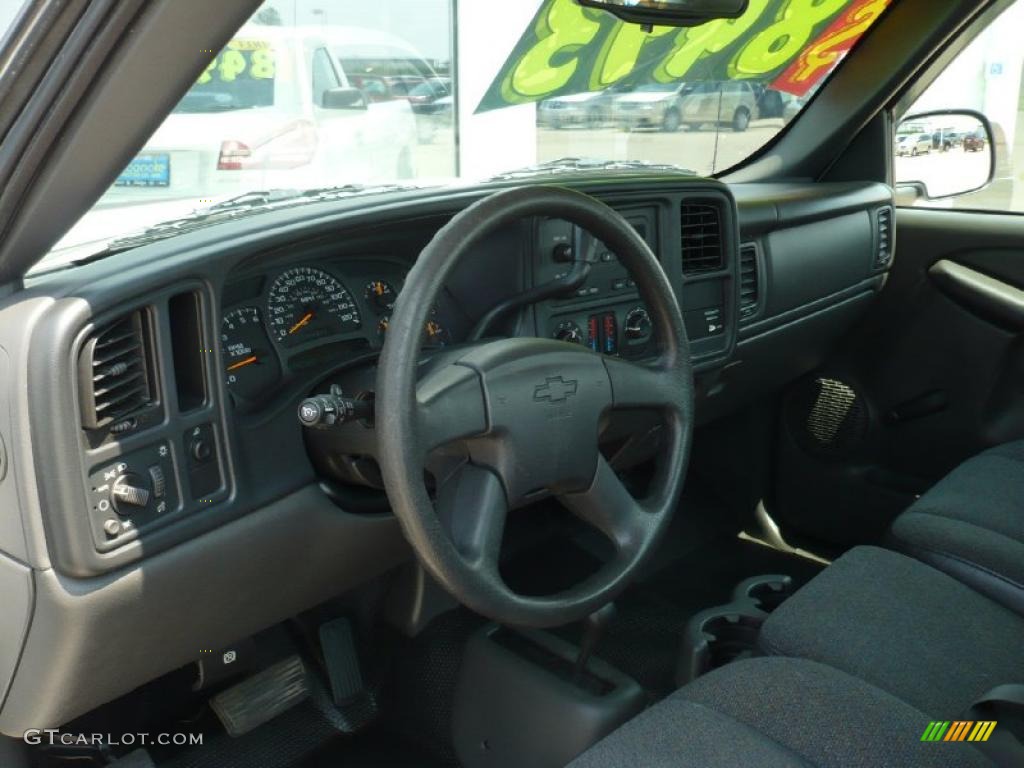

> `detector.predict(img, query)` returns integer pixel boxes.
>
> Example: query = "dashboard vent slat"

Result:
[79,311,153,430]
[876,206,894,267]
[739,243,760,321]
[680,201,724,275]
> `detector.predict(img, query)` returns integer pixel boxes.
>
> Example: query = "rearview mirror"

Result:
[576,0,748,27]
[894,110,994,201]
[322,87,367,110]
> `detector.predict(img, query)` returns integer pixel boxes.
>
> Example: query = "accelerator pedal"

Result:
[316,617,378,732]
[210,655,310,737]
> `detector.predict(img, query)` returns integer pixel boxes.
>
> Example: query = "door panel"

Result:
[772,208,1024,547]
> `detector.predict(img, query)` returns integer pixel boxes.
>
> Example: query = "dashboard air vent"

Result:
[79,311,153,430]
[680,201,724,274]
[739,243,760,320]
[876,206,894,267]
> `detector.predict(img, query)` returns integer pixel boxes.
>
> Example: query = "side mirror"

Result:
[322,87,367,110]
[894,110,994,201]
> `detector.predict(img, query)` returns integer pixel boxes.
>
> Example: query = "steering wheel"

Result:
[376,185,694,628]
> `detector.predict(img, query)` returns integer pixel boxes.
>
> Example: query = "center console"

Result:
[532,189,740,371]
[453,623,645,768]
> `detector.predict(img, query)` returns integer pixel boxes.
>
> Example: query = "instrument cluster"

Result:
[219,258,451,404]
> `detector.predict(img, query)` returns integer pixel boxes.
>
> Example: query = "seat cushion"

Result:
[569,657,992,768]
[759,547,1024,717]
[888,442,1024,615]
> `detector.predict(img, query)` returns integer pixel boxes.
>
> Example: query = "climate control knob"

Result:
[554,321,583,345]
[624,307,652,340]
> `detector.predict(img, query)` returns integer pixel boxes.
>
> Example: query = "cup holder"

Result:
[735,574,794,613]
[676,575,796,686]
[702,614,763,667]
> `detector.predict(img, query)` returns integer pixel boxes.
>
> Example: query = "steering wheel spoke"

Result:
[436,463,507,573]
[603,355,684,413]
[558,457,648,555]
[416,363,488,453]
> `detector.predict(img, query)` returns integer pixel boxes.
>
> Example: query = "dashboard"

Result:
[0,175,894,735]
[214,196,740,422]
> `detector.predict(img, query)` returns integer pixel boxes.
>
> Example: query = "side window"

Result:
[311,47,339,107]
[896,0,1024,212]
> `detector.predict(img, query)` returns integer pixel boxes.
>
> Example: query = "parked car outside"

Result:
[538,88,623,129]
[895,133,932,156]
[408,78,452,115]
[104,25,418,207]
[328,30,443,146]
[611,82,688,131]
[679,81,758,132]
[963,130,988,152]
[409,81,454,143]
[756,88,807,121]
[612,80,757,132]
[931,127,960,151]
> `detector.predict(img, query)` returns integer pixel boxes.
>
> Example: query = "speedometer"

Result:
[267,267,361,347]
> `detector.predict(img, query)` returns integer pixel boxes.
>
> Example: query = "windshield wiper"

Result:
[54,183,425,268]
[487,157,695,181]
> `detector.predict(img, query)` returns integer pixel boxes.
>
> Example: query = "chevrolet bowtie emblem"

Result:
[533,376,579,403]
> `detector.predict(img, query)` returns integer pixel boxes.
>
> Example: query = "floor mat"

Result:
[298,731,449,768]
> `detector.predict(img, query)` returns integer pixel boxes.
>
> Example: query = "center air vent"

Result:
[680,201,724,275]
[875,206,894,267]
[739,243,760,320]
[79,311,154,430]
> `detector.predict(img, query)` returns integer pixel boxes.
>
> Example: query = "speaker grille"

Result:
[787,377,868,459]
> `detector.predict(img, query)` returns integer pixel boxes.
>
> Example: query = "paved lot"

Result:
[894,147,991,198]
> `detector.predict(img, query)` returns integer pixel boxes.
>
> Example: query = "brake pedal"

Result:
[210,655,310,737]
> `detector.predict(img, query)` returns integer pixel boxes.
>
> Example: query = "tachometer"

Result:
[221,307,280,399]
[267,267,361,347]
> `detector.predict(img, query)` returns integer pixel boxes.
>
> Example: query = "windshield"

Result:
[41,0,893,270]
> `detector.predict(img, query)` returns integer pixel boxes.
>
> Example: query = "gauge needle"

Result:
[227,355,258,372]
[289,312,314,335]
